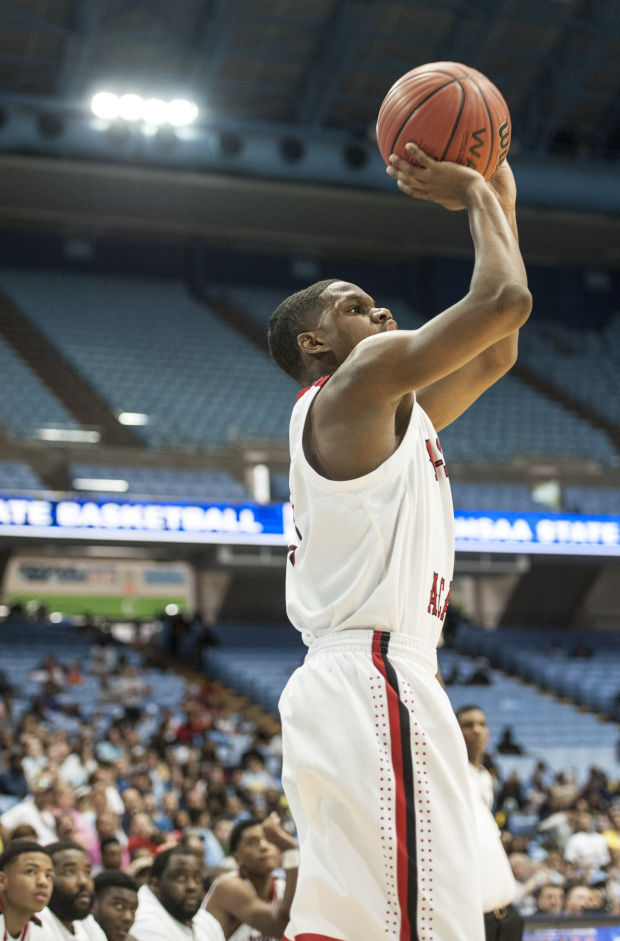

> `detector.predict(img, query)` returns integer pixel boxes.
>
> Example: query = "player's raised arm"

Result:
[330,144,531,405]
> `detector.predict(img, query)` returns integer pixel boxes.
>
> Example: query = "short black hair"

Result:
[150,846,197,879]
[455,704,484,721]
[100,836,121,850]
[268,279,338,381]
[93,870,138,897]
[0,840,51,870]
[45,840,87,861]
[229,817,263,855]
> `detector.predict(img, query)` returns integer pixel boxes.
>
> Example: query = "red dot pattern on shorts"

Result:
[369,676,400,939]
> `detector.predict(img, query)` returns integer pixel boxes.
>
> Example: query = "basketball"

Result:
[376,62,511,181]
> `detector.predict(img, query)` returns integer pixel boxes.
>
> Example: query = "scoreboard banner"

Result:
[0,494,619,556]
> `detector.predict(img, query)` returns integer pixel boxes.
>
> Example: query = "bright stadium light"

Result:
[167,98,199,126]
[117,411,149,425]
[72,477,129,492]
[91,91,120,119]
[118,93,144,121]
[142,97,168,125]
[37,428,101,443]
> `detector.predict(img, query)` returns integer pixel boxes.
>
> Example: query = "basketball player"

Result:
[267,143,531,941]
[456,705,523,940]
[204,814,298,939]
[0,840,53,939]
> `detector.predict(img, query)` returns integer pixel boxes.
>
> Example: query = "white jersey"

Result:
[132,885,225,941]
[36,909,107,940]
[286,379,454,646]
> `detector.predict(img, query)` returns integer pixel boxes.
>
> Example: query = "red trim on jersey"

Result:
[296,376,330,401]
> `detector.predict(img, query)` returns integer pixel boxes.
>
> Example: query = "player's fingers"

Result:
[396,179,429,198]
[404,142,435,166]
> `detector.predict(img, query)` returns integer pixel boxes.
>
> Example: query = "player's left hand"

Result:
[486,160,516,212]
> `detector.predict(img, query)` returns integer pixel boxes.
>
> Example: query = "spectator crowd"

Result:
[0,620,619,939]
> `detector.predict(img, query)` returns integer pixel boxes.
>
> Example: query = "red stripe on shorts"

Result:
[282,935,345,940]
[371,629,417,941]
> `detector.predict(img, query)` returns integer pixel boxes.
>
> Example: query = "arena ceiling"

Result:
[0,0,619,265]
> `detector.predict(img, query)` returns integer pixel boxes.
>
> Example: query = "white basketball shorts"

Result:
[279,629,484,941]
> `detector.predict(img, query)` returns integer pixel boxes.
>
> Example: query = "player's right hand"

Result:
[386,142,485,211]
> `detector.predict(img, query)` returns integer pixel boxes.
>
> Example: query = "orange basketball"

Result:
[376,62,511,181]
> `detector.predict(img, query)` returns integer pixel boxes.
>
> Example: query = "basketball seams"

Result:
[387,77,462,160]
[463,74,497,178]
[439,80,465,161]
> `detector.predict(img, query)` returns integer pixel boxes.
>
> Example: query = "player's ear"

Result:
[297,330,328,356]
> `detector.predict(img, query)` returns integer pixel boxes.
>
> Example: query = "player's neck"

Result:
[2,903,30,937]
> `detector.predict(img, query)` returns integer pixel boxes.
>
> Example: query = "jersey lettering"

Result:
[425,437,449,480]
[427,571,452,621]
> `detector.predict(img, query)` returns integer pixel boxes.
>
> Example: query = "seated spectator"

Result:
[533,883,565,916]
[497,771,525,812]
[99,837,123,873]
[28,656,65,692]
[466,657,493,685]
[0,750,29,799]
[238,752,279,804]
[497,726,524,755]
[509,853,550,916]
[564,810,611,874]
[89,639,119,678]
[126,855,153,888]
[92,870,139,941]
[204,814,299,941]
[131,846,224,940]
[8,824,39,843]
[38,840,107,939]
[127,813,164,859]
[0,840,54,938]
[0,775,57,845]
[563,883,595,916]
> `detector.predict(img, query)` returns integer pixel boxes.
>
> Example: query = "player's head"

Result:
[455,704,489,765]
[0,840,54,915]
[46,841,94,923]
[535,883,565,915]
[268,279,339,381]
[268,279,395,384]
[100,836,122,871]
[149,847,205,924]
[229,818,279,877]
[92,870,139,941]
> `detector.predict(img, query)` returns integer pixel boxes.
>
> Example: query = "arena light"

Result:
[117,411,149,426]
[142,98,168,125]
[36,428,101,443]
[90,92,198,127]
[118,93,144,122]
[72,478,129,492]
[167,99,199,127]
[90,91,120,120]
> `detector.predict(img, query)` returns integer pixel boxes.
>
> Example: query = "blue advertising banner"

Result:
[0,494,288,545]
[0,494,619,555]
